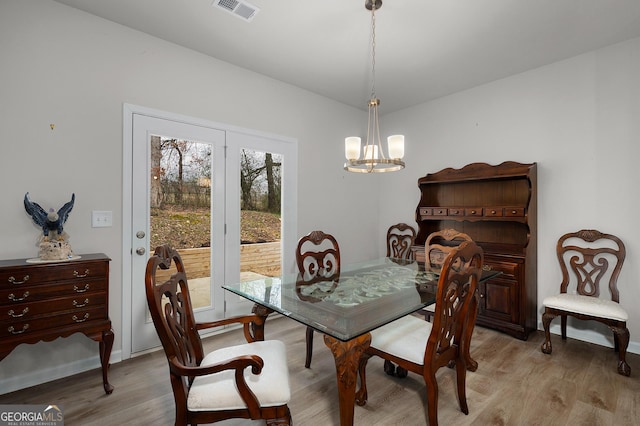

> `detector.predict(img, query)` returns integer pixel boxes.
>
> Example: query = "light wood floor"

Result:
[1,317,639,425]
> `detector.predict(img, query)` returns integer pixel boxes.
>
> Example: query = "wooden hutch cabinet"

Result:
[413,162,537,340]
[0,253,114,393]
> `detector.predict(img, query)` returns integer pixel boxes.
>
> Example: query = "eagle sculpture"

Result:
[24,192,75,241]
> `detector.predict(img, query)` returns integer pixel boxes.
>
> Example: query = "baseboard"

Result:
[0,350,122,395]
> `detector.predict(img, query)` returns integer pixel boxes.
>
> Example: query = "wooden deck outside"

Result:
[152,243,281,309]
[154,242,281,283]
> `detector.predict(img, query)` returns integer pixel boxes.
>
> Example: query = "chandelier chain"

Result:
[370,7,376,99]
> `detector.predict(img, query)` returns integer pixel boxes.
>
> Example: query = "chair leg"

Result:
[560,315,567,340]
[541,311,555,354]
[266,408,292,426]
[424,370,439,426]
[305,327,314,368]
[611,326,631,376]
[455,357,469,415]
[383,359,396,376]
[356,353,372,406]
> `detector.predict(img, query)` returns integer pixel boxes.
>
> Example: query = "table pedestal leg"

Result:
[323,334,371,426]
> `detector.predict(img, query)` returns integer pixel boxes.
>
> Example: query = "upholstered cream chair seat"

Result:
[369,315,432,365]
[188,340,291,411]
[542,294,628,322]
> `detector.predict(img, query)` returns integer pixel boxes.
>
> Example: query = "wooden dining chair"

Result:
[356,241,484,426]
[386,223,416,261]
[541,229,630,376]
[145,245,292,425]
[296,230,341,368]
[419,229,473,322]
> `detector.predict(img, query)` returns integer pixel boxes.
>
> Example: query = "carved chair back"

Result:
[426,240,483,368]
[425,229,473,271]
[145,245,203,397]
[386,223,416,260]
[557,229,626,301]
[296,230,341,280]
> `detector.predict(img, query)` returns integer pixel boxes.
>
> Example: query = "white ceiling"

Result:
[53,0,640,113]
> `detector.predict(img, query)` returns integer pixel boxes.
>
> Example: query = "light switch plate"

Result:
[92,211,113,228]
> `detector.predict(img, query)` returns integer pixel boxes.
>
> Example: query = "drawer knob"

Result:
[73,313,90,323]
[8,291,30,302]
[8,307,29,318]
[8,324,29,335]
[482,265,492,271]
[8,275,30,285]
[74,269,90,278]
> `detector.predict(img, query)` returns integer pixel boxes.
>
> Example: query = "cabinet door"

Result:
[479,256,523,323]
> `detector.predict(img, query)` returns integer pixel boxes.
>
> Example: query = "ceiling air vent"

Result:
[214,0,260,22]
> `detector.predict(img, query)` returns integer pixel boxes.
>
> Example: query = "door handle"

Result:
[136,247,146,255]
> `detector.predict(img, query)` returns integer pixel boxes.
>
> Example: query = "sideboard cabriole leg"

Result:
[100,327,114,394]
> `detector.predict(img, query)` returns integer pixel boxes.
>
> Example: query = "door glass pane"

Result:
[149,136,212,309]
[240,149,282,282]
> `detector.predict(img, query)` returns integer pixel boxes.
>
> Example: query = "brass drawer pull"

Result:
[8,291,30,302]
[8,275,30,285]
[482,265,492,271]
[74,269,90,278]
[73,299,90,308]
[8,324,29,335]
[8,307,29,318]
[73,284,90,293]
[72,313,90,323]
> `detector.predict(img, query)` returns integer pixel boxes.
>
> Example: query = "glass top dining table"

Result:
[223,257,501,426]
[224,257,441,342]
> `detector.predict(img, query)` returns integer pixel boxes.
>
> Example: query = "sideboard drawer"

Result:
[0,262,108,289]
[0,305,107,338]
[1,293,107,320]
[0,279,107,304]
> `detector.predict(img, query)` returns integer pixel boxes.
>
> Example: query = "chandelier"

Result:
[344,0,405,173]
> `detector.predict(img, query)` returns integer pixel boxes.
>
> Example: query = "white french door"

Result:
[124,106,298,357]
[130,114,227,353]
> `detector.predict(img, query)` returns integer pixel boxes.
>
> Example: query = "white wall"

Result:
[378,37,640,353]
[1,0,638,393]
[0,0,379,393]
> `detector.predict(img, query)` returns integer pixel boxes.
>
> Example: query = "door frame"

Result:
[122,103,298,360]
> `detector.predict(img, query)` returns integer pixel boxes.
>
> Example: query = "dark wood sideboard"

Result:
[413,162,537,340]
[0,253,114,393]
